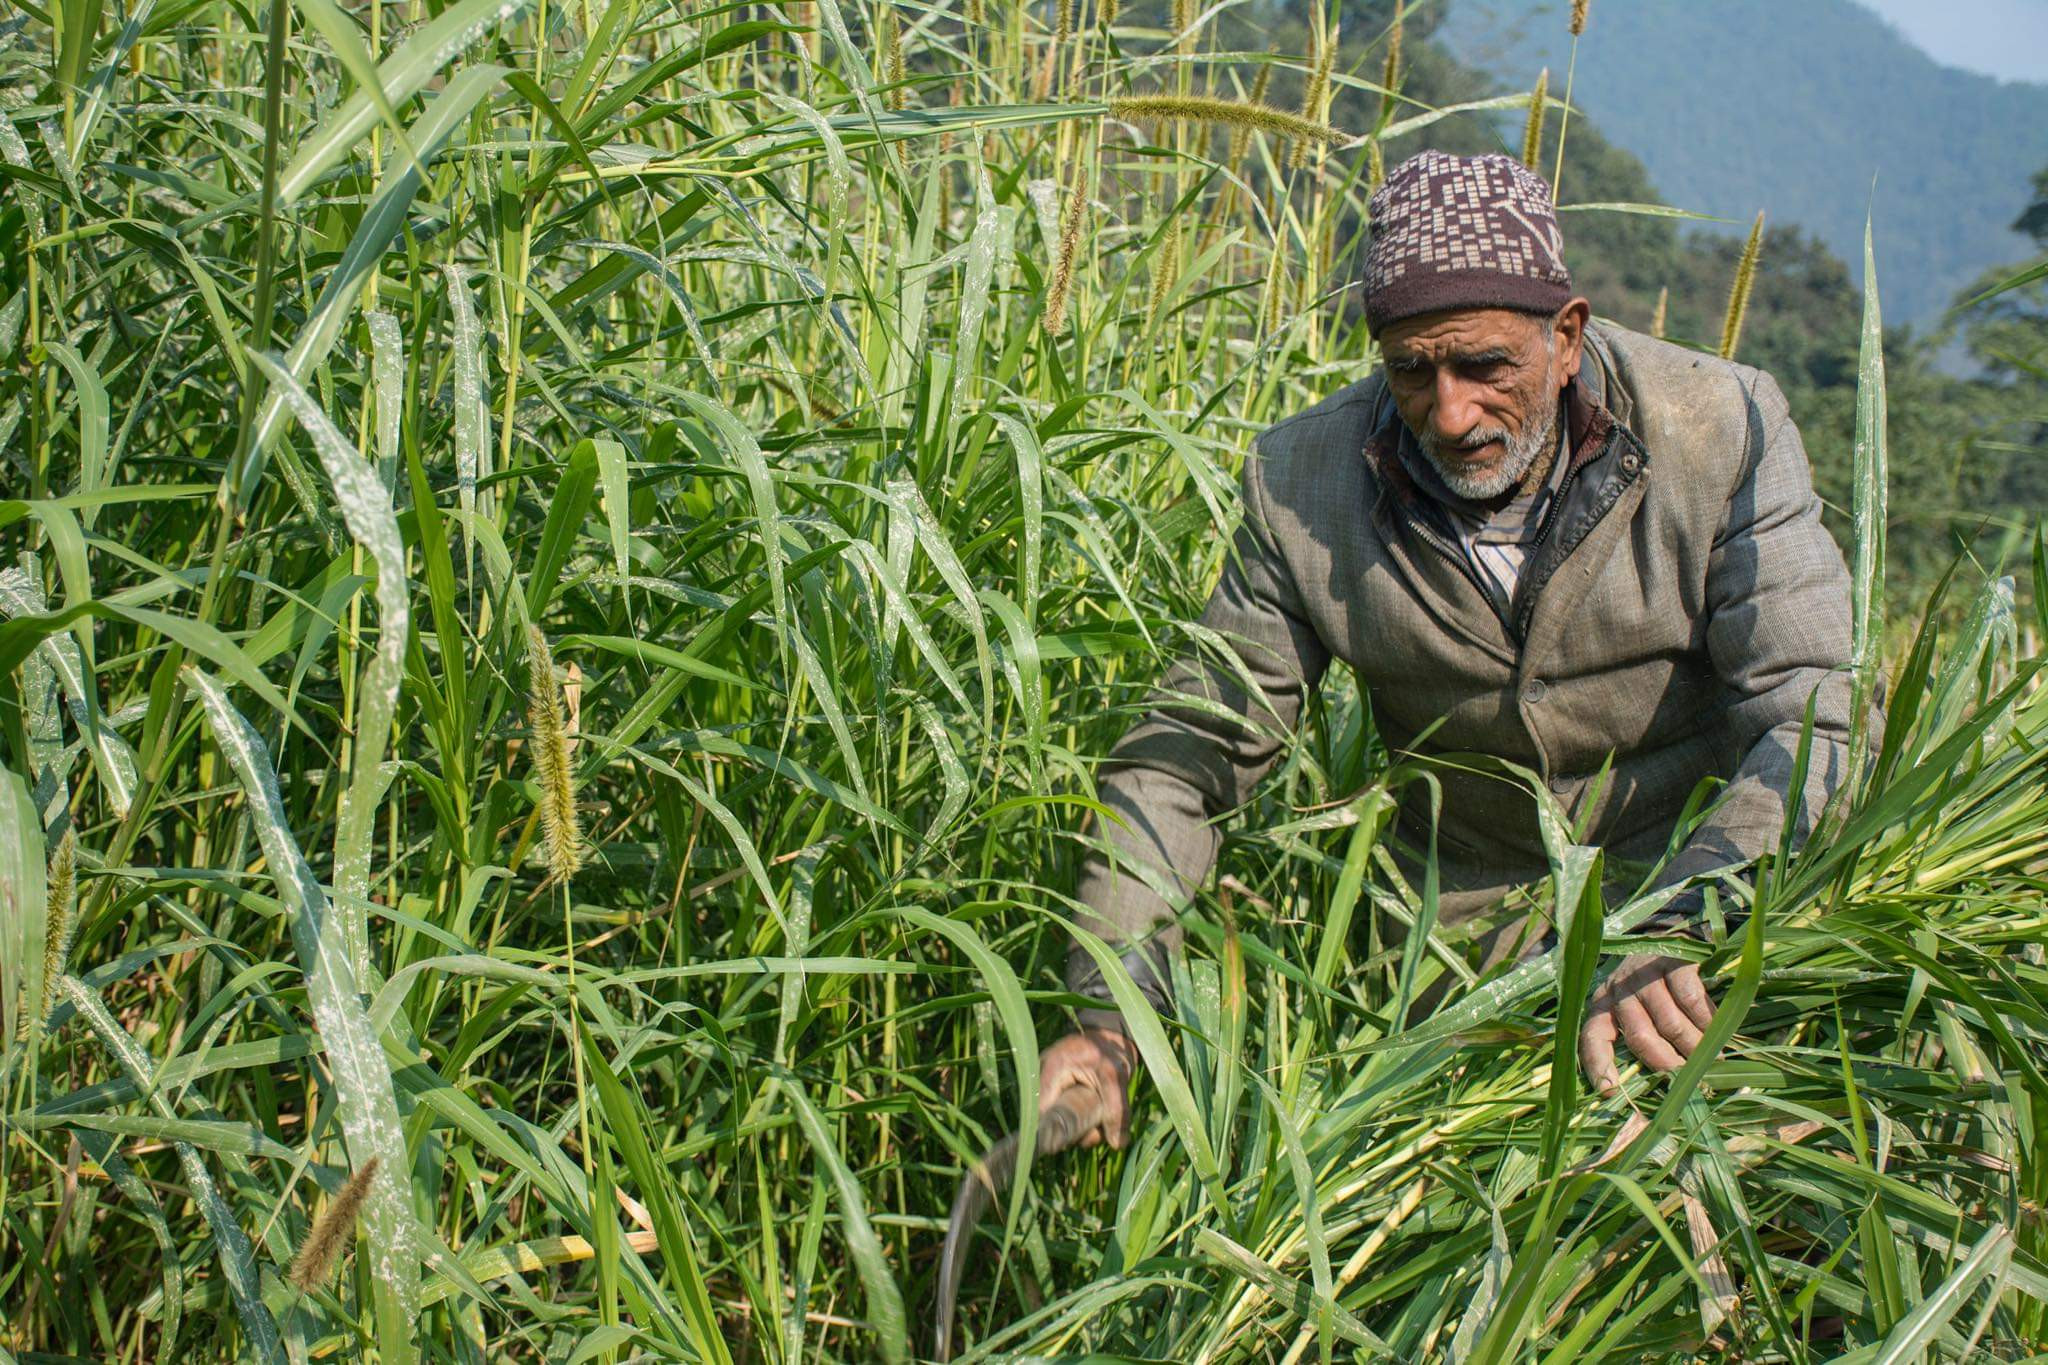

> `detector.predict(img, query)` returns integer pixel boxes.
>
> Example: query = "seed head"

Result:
[1719,211,1765,360]
[1261,246,1290,333]
[526,626,585,885]
[1380,0,1404,121]
[1109,94,1345,147]
[40,831,76,1025]
[1144,216,1183,340]
[1650,284,1668,340]
[1293,23,1338,170]
[1042,155,1090,336]
[289,1158,380,1293]
[1521,68,1549,170]
[1571,0,1590,37]
[882,7,906,110]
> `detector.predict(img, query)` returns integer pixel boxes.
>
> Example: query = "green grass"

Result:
[1,0,2046,1360]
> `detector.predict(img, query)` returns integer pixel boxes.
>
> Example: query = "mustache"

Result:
[1420,424,1513,456]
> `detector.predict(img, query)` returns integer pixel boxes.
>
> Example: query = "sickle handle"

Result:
[932,1085,1108,1361]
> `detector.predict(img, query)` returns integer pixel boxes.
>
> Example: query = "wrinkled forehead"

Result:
[1377,307,1549,363]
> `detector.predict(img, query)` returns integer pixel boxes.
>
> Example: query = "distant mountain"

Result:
[1437,0,2048,324]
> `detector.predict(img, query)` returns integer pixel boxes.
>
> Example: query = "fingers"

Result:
[1635,973,1705,1058]
[1051,1079,1108,1148]
[1037,1030,1133,1149]
[1037,1039,1093,1144]
[1040,1060,1107,1147]
[1087,1027,1136,1149]
[1056,1075,1127,1150]
[1580,953,1724,1095]
[1105,1088,1132,1149]
[1613,986,1685,1071]
[1579,985,1622,1096]
[1666,961,1717,1031]
[1090,1026,1139,1085]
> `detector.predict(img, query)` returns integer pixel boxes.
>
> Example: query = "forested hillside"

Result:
[1440,0,2048,326]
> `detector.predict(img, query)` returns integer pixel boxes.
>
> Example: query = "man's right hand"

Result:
[1038,1026,1139,1149]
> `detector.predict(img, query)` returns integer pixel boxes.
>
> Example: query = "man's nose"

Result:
[1432,371,1485,442]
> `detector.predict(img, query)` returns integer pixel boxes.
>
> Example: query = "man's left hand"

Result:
[1578,952,1718,1095]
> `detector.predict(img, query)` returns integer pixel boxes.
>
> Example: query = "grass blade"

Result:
[185,668,421,1365]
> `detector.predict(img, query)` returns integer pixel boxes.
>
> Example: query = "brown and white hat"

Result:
[1364,150,1573,335]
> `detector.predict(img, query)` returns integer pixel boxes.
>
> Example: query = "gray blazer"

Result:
[1068,318,1864,1020]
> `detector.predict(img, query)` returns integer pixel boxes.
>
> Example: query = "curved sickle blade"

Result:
[932,1086,1107,1361]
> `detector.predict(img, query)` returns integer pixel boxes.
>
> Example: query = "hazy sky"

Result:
[1852,0,2048,83]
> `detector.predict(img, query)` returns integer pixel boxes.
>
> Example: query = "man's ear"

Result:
[1554,297,1592,383]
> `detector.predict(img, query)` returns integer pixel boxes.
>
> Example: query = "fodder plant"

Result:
[0,0,2043,1360]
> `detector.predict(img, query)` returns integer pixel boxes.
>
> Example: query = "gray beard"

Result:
[1416,403,1558,501]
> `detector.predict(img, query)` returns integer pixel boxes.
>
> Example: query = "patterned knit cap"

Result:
[1364,150,1573,335]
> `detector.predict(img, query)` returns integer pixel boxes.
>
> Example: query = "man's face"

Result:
[1378,302,1588,500]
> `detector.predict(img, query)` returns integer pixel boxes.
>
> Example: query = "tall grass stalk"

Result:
[1292,14,1336,171]
[1380,0,1405,127]
[1552,0,1590,193]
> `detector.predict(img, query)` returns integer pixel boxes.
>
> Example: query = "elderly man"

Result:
[1041,149,1860,1146]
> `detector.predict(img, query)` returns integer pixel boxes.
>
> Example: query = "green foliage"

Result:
[0,0,2045,1361]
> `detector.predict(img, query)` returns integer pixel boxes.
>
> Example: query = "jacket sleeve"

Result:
[1066,439,1332,1029]
[1643,368,1876,929]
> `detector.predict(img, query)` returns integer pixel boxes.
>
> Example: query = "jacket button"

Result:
[1549,772,1573,793]
[1523,677,1547,704]
[1620,450,1641,473]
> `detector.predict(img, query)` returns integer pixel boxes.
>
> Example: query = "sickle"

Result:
[932,1085,1107,1361]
